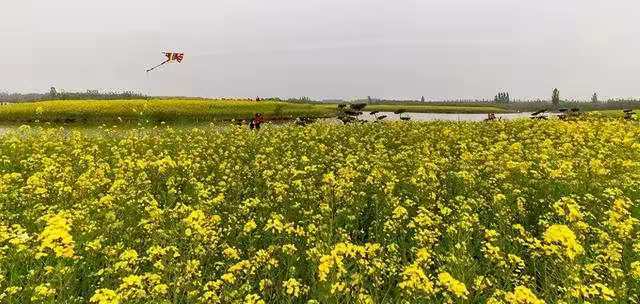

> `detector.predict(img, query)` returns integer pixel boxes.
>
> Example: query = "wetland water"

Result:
[355,111,534,122]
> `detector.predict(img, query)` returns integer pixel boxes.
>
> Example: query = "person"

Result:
[249,113,264,130]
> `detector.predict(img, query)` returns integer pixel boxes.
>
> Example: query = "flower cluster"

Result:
[0,118,639,303]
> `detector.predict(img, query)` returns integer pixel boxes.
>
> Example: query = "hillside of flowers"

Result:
[1,119,639,303]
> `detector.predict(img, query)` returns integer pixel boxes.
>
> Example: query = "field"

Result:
[0,100,336,124]
[595,109,636,118]
[1,118,640,303]
[0,100,515,125]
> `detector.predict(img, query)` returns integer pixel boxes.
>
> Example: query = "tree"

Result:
[591,92,598,103]
[494,92,510,103]
[421,96,425,103]
[49,87,57,98]
[552,88,560,107]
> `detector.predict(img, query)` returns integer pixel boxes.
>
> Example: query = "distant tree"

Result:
[421,96,425,103]
[286,96,312,103]
[494,92,510,103]
[49,87,57,98]
[591,92,598,103]
[552,88,560,107]
[367,96,372,103]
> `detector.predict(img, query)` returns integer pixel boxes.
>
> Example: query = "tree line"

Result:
[0,87,146,103]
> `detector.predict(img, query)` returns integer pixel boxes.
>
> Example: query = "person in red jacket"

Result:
[249,113,264,130]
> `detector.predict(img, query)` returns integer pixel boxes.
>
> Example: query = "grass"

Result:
[594,109,633,118]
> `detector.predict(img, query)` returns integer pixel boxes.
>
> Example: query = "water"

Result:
[345,111,534,122]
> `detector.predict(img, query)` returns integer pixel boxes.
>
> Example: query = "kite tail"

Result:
[146,60,170,73]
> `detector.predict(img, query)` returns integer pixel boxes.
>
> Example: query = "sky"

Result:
[2,0,639,100]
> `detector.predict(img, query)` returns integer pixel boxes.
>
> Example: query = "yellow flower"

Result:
[86,238,103,252]
[543,224,583,260]
[152,284,168,295]
[282,244,297,255]
[264,214,285,234]
[221,273,236,284]
[38,213,75,258]
[589,159,609,175]
[259,279,272,291]
[505,286,544,304]
[438,272,468,298]
[5,286,22,295]
[223,247,240,260]
[31,284,56,301]
[119,274,143,290]
[398,264,435,295]
[631,261,640,279]
[357,293,375,304]
[330,282,347,294]
[243,219,257,233]
[392,206,408,219]
[183,210,207,235]
[494,193,507,203]
[119,249,138,261]
[282,278,302,297]
[114,249,138,270]
[90,288,120,304]
[552,197,583,222]
[244,293,265,304]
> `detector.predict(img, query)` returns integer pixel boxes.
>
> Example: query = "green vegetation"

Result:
[552,88,561,108]
[0,89,147,103]
[494,92,510,103]
[595,109,639,119]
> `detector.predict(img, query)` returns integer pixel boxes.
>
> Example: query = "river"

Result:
[342,111,534,122]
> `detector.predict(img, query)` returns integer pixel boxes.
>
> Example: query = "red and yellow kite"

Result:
[146,52,184,72]
[165,52,184,63]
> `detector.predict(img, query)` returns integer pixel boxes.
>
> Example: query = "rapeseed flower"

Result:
[438,272,469,298]
[1,118,639,303]
[543,224,583,260]
[90,289,120,304]
[38,213,75,258]
[505,286,544,304]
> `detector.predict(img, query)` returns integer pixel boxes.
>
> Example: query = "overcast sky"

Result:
[2,0,639,100]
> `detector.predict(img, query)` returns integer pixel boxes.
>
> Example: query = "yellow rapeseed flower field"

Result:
[0,118,639,303]
[0,99,336,124]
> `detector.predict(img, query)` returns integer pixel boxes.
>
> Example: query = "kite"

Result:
[146,52,184,72]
